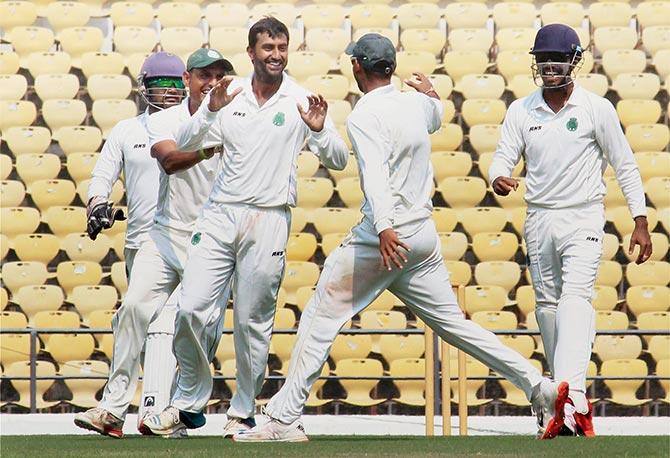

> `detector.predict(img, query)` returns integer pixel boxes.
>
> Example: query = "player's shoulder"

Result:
[575,85,613,111]
[107,113,145,139]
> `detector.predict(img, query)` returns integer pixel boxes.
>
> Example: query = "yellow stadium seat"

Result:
[443,51,489,84]
[336,177,364,209]
[349,4,393,29]
[496,27,536,52]
[204,3,249,27]
[269,333,296,374]
[626,285,670,317]
[330,334,373,365]
[296,177,334,210]
[478,152,524,183]
[228,52,252,78]
[636,152,670,183]
[596,310,629,330]
[282,261,320,304]
[304,74,349,100]
[616,100,662,127]
[506,74,536,98]
[321,233,346,256]
[540,2,584,27]
[396,3,441,29]
[4,126,50,157]
[214,333,235,365]
[601,233,619,260]
[0,333,32,367]
[27,179,76,212]
[493,3,537,29]
[496,50,533,81]
[285,51,330,82]
[592,285,618,311]
[0,156,9,181]
[472,232,519,261]
[456,74,506,100]
[110,1,154,27]
[290,207,308,234]
[0,207,40,241]
[471,310,518,330]
[438,177,487,209]
[594,335,642,362]
[515,285,535,319]
[390,358,426,406]
[627,261,670,287]
[251,3,297,27]
[44,206,86,239]
[589,1,633,28]
[326,99,352,127]
[0,100,36,131]
[431,151,472,182]
[594,26,638,53]
[65,153,97,184]
[448,28,493,53]
[444,2,489,29]
[295,152,320,179]
[1,180,26,207]
[649,337,670,362]
[57,126,103,156]
[61,359,109,408]
[113,26,159,57]
[464,285,508,315]
[62,233,112,263]
[0,74,27,100]
[302,4,345,29]
[47,334,96,364]
[335,358,384,406]
[42,98,87,137]
[394,51,437,81]
[1,261,50,294]
[368,290,399,312]
[33,73,80,101]
[430,123,464,151]
[613,73,661,100]
[499,334,535,359]
[601,49,647,80]
[574,73,608,97]
[58,26,104,68]
[13,233,60,263]
[471,124,504,155]
[209,27,248,58]
[623,232,669,262]
[4,360,58,410]
[507,206,527,236]
[91,99,138,138]
[13,285,64,322]
[438,232,468,261]
[86,74,133,101]
[638,312,670,341]
[305,28,349,59]
[450,357,492,406]
[7,26,54,65]
[432,207,458,233]
[0,51,20,74]
[445,260,472,287]
[474,261,521,294]
[15,153,60,186]
[273,308,296,330]
[157,1,201,27]
[160,26,205,61]
[33,309,81,343]
[46,1,89,31]
[286,232,317,262]
[328,153,357,184]
[645,177,670,208]
[26,51,71,78]
[400,29,446,57]
[0,311,28,329]
[596,260,623,287]
[642,26,670,56]
[0,1,37,33]
[601,359,651,406]
[80,52,126,79]
[461,99,506,126]
[607,206,658,236]
[653,49,670,81]
[500,359,542,406]
[69,285,118,321]
[360,310,407,353]
[56,261,104,297]
[311,207,360,236]
[637,1,670,28]
[379,335,424,364]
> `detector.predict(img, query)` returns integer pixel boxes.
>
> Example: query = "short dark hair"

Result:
[248,16,290,49]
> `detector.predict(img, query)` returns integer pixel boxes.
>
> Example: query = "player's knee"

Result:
[535,301,558,313]
[558,293,592,308]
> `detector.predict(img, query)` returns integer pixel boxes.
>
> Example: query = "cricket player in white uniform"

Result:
[74,48,234,438]
[144,17,349,437]
[233,33,566,443]
[489,24,652,438]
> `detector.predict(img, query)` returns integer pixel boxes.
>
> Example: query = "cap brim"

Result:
[189,58,234,72]
[344,42,357,56]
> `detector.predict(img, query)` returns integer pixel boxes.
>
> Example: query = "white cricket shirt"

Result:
[146,98,221,232]
[489,85,647,217]
[175,73,349,207]
[346,84,444,236]
[88,110,159,250]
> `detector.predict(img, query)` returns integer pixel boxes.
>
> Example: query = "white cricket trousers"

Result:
[99,225,225,420]
[171,201,290,418]
[525,202,603,412]
[264,220,544,424]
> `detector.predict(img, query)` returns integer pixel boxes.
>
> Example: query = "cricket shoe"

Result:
[74,407,124,438]
[142,406,205,437]
[138,414,188,439]
[232,418,308,442]
[222,416,256,438]
[540,381,570,440]
[572,399,596,437]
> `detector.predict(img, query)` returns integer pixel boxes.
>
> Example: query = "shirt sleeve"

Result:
[596,99,647,218]
[174,95,224,152]
[420,94,444,134]
[146,109,177,148]
[88,122,123,201]
[488,102,525,186]
[304,100,349,171]
[347,114,394,234]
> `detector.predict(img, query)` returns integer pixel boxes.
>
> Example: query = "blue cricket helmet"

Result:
[530,24,582,55]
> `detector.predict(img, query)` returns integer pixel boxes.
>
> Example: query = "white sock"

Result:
[535,305,557,376]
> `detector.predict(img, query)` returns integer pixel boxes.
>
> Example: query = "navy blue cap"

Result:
[530,24,581,55]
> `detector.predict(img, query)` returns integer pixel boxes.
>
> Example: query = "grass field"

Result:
[1,435,668,457]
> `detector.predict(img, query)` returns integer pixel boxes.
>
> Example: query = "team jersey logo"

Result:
[191,232,202,245]
[566,117,578,131]
[273,112,285,126]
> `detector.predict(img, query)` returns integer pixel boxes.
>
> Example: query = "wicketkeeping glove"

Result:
[86,198,126,240]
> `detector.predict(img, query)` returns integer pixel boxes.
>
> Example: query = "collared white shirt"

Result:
[146,98,221,232]
[346,84,444,235]
[175,73,348,207]
[489,85,646,217]
[88,110,159,249]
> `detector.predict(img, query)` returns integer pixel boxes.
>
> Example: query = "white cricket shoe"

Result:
[74,407,124,438]
[142,406,187,437]
[222,416,256,438]
[531,378,570,440]
[232,418,309,443]
[139,413,188,439]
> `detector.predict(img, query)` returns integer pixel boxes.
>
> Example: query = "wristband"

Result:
[198,149,209,160]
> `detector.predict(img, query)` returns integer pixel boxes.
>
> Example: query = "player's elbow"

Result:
[159,158,179,175]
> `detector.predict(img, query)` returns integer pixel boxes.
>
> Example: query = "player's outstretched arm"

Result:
[303,94,349,171]
[151,140,216,175]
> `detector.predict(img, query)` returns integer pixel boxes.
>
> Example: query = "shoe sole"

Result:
[232,436,309,443]
[138,420,156,436]
[541,381,570,440]
[74,418,123,439]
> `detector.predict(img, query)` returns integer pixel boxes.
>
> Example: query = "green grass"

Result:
[1,435,668,457]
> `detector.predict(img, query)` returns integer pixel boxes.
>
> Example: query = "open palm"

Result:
[298,95,328,132]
